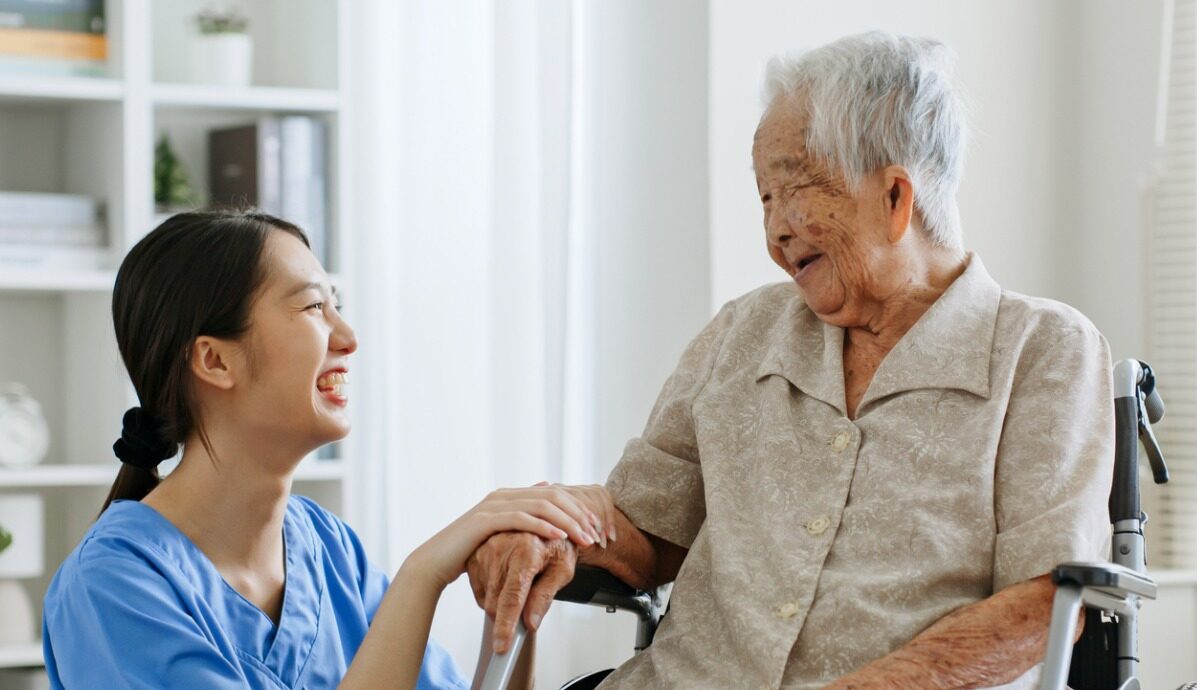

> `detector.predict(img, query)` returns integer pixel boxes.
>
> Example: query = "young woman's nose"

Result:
[330,313,358,355]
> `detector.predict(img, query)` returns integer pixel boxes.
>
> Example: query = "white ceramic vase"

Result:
[188,33,253,87]
[0,580,35,644]
[0,494,42,644]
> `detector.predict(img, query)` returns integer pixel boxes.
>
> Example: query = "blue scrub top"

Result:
[43,496,469,690]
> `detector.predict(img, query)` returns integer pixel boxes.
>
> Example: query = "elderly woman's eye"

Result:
[307,302,324,311]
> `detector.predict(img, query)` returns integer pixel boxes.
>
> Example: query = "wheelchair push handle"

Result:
[1110,360,1169,524]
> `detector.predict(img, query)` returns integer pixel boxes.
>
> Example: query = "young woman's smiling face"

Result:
[234,230,357,455]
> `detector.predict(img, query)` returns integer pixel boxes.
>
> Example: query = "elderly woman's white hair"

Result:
[763,31,968,250]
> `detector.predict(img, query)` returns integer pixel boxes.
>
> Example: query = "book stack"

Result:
[0,0,107,78]
[209,116,329,266]
[0,191,108,269]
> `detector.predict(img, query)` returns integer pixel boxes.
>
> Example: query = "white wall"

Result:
[1060,1,1166,364]
[591,1,712,482]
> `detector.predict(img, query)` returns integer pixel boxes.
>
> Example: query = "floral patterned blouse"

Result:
[602,254,1114,689]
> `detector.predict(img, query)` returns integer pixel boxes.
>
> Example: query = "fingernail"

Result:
[609,526,618,542]
[494,639,505,654]
[530,613,542,629]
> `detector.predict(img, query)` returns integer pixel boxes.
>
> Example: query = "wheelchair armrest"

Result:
[555,565,639,604]
[554,566,669,653]
[554,565,666,627]
[1051,561,1158,600]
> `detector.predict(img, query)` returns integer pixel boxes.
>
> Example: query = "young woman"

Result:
[42,211,607,689]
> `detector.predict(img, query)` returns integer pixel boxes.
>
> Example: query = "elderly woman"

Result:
[468,32,1113,689]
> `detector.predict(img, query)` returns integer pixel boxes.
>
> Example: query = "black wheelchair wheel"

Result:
[559,669,613,689]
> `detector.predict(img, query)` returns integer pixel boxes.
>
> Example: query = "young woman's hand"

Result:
[549,483,618,548]
[403,486,604,590]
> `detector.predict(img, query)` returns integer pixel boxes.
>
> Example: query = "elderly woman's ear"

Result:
[881,165,915,245]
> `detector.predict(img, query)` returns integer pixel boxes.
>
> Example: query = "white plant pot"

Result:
[0,494,43,579]
[188,33,253,87]
[0,580,35,644]
[0,494,42,644]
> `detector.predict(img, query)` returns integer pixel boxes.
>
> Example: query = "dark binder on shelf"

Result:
[208,116,282,216]
[208,115,329,267]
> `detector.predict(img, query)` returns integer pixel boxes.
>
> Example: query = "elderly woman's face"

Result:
[752,105,895,323]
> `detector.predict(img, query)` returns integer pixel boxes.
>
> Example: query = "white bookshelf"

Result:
[0,269,115,293]
[0,459,347,489]
[0,0,355,672]
[152,83,340,112]
[0,76,124,103]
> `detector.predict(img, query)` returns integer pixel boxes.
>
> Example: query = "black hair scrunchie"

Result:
[113,407,176,470]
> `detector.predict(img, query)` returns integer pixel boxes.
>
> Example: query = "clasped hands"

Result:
[466,483,618,654]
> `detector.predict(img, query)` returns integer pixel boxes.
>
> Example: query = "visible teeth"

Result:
[317,372,349,390]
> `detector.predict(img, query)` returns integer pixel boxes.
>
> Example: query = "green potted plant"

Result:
[154,135,199,213]
[188,5,252,87]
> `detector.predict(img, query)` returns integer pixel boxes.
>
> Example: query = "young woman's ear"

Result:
[189,336,238,391]
[882,165,915,244]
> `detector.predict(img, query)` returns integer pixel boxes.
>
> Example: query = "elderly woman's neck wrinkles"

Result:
[840,251,967,418]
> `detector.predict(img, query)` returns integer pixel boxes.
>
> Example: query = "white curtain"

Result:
[344,0,609,677]
[344,0,711,679]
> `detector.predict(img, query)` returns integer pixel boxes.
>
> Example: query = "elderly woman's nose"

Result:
[766,210,796,247]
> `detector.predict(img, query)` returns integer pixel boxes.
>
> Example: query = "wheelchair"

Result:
[480,359,1186,690]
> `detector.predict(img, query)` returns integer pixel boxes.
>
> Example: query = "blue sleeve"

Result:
[43,556,252,690]
[418,639,471,690]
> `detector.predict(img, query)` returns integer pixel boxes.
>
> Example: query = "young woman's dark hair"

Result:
[101,210,308,513]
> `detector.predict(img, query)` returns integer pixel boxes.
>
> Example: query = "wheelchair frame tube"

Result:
[480,622,528,690]
[1040,584,1083,690]
[1112,360,1149,685]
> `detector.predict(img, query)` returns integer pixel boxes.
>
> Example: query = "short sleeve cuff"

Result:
[993,500,1110,591]
[606,437,705,549]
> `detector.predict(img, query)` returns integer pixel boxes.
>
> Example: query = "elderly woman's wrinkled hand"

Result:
[464,482,617,655]
[466,530,577,654]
